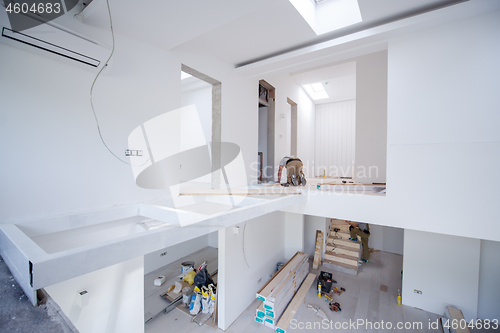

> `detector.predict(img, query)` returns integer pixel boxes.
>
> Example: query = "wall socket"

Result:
[414,289,422,294]
[160,252,167,257]
[125,149,143,156]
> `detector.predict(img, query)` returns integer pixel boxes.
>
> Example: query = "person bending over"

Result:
[277,156,306,187]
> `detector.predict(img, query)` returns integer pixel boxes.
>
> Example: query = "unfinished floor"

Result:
[0,255,73,333]
[146,251,440,333]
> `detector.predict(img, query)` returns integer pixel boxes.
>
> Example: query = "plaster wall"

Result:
[45,256,144,333]
[387,11,500,238]
[180,83,212,149]
[0,35,179,223]
[369,224,404,255]
[0,16,260,223]
[218,212,286,330]
[355,50,387,183]
[284,212,304,259]
[402,230,480,321]
[303,215,328,259]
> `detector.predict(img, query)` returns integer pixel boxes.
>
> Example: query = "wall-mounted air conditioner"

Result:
[2,27,101,67]
[0,8,110,70]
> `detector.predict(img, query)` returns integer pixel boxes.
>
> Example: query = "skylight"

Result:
[303,82,329,100]
[181,71,192,80]
[289,0,362,35]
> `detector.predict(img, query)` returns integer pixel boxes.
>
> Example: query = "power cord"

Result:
[88,0,149,167]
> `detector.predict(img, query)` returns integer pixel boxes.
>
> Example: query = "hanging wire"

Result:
[88,0,149,167]
[242,221,250,269]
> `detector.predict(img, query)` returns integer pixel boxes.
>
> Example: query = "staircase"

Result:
[322,219,361,275]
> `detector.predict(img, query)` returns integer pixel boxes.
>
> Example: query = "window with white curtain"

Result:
[315,100,356,177]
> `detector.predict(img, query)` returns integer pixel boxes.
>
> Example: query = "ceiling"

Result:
[292,61,356,104]
[76,0,466,68]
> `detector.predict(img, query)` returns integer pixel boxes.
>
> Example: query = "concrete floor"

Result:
[0,255,73,333]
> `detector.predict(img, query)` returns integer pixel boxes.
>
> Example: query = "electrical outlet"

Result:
[160,252,167,257]
[125,149,143,157]
[414,289,422,294]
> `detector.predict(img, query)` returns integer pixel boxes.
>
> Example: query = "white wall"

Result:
[0,35,179,223]
[355,50,387,184]
[261,74,315,180]
[284,212,304,259]
[45,256,144,333]
[387,11,500,240]
[144,234,209,274]
[315,101,356,177]
[218,211,286,330]
[402,229,480,321]
[208,230,219,248]
[369,224,404,255]
[0,13,260,223]
[180,82,212,146]
[304,215,328,258]
[477,240,500,321]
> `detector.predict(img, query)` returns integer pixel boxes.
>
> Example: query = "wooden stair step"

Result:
[322,259,358,276]
[328,237,360,249]
[330,231,352,240]
[326,244,360,257]
[324,251,359,265]
[330,224,350,232]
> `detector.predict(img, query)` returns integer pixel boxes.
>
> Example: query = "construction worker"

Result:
[277,156,306,186]
[347,220,370,263]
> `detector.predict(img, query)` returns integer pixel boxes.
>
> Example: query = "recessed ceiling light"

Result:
[289,0,362,35]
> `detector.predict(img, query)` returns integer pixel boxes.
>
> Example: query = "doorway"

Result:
[257,80,275,183]
[180,64,221,189]
[287,97,298,157]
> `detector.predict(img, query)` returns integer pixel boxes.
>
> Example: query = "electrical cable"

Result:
[242,221,250,269]
[88,0,149,167]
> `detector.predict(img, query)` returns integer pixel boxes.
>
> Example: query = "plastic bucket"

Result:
[181,261,195,275]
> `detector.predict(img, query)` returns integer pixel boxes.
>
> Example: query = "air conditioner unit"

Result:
[0,9,110,70]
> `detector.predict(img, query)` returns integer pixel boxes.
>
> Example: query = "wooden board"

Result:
[264,256,309,319]
[180,188,302,196]
[256,252,307,301]
[275,273,317,333]
[312,230,324,269]
[324,252,358,265]
[446,307,470,333]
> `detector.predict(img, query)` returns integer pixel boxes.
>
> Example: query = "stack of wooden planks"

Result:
[254,252,309,329]
[275,273,316,333]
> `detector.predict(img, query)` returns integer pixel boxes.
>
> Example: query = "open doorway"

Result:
[287,97,298,157]
[180,64,222,190]
[257,80,275,183]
